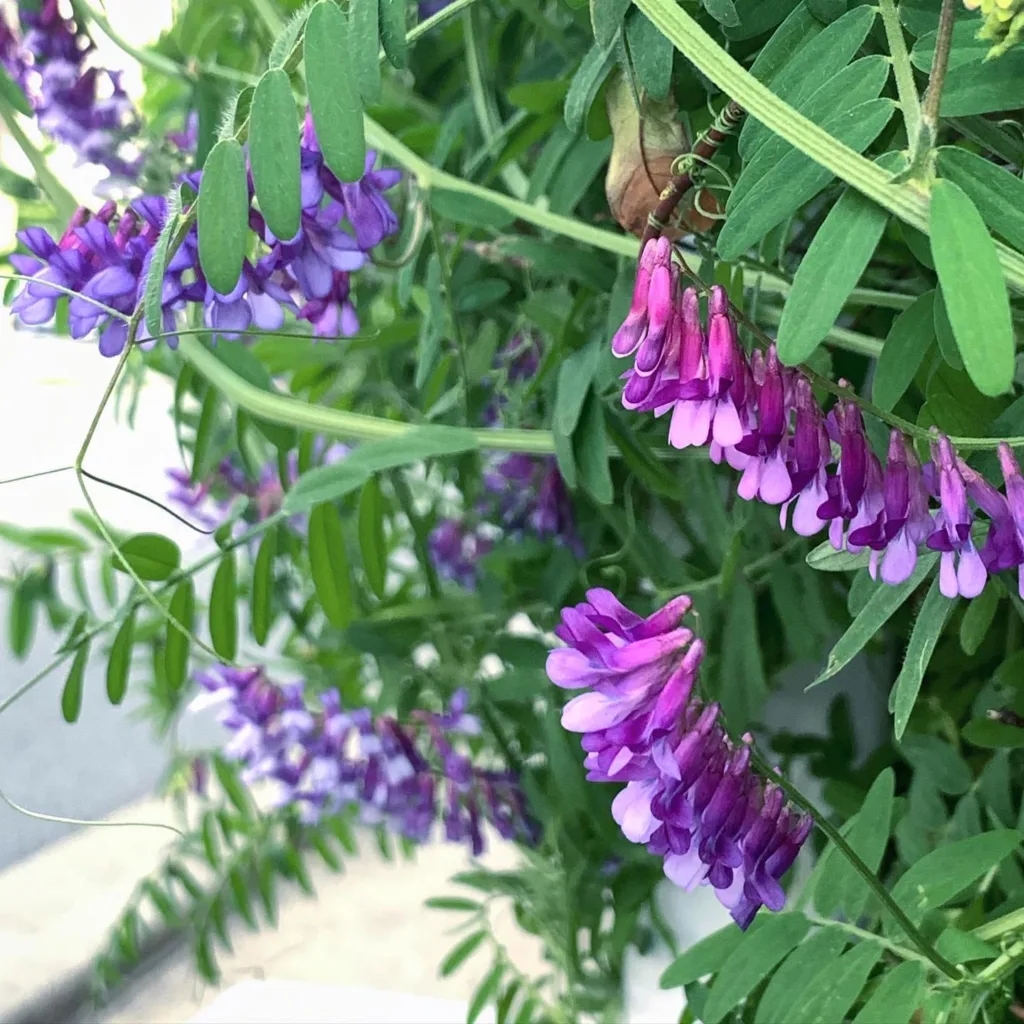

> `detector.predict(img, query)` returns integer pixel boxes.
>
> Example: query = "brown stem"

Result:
[640,100,744,247]
[922,0,956,127]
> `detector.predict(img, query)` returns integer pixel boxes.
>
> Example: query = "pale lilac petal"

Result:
[545,648,598,689]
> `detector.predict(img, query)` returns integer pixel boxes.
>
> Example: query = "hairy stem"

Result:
[923,0,958,128]
[747,746,961,980]
[878,0,922,148]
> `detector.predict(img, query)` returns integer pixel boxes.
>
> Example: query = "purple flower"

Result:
[998,444,1024,597]
[927,436,987,599]
[429,518,491,589]
[192,664,536,852]
[612,237,672,359]
[296,270,359,338]
[546,593,812,929]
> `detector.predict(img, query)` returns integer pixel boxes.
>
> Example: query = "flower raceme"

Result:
[9,112,401,354]
[0,0,140,179]
[546,590,812,929]
[613,240,1024,600]
[191,667,538,854]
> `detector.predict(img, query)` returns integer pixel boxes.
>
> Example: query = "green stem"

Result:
[878,0,922,150]
[747,746,961,980]
[0,105,77,222]
[0,271,129,321]
[972,906,1024,942]
[803,911,933,967]
[631,0,1024,295]
[922,0,957,130]
[179,335,556,454]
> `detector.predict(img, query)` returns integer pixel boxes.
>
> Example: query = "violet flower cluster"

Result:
[0,0,140,179]
[429,335,582,587]
[10,111,400,355]
[546,589,811,929]
[192,666,538,853]
[614,238,1024,600]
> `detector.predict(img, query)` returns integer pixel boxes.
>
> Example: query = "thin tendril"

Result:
[0,465,74,486]
[80,468,217,535]
[0,272,131,321]
[0,785,184,837]
[74,314,223,663]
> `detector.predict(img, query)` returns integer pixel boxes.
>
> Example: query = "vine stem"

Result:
[746,746,961,980]
[923,0,958,130]
[878,0,922,152]
[631,0,1024,295]
[73,317,222,662]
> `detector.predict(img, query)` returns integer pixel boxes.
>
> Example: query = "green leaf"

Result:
[308,503,354,630]
[732,56,891,211]
[416,253,444,388]
[806,0,847,21]
[440,930,487,977]
[703,0,739,28]
[851,961,924,1024]
[429,188,514,229]
[872,290,935,413]
[468,962,504,1024]
[378,0,408,69]
[165,580,195,697]
[143,187,182,340]
[191,386,220,484]
[739,4,876,159]
[555,343,599,437]
[213,755,252,815]
[251,528,277,645]
[788,941,882,1023]
[816,768,894,919]
[553,427,577,490]
[813,553,936,686]
[931,286,964,372]
[209,552,238,662]
[889,577,955,740]
[754,927,847,1024]
[626,10,673,100]
[114,533,182,581]
[106,610,135,705]
[572,389,613,504]
[776,187,888,364]
[201,812,221,867]
[0,63,34,117]
[8,579,37,658]
[425,896,482,912]
[210,342,296,451]
[703,913,811,1024]
[937,146,1024,256]
[748,2,824,87]
[283,428,479,512]
[305,1,366,184]
[197,139,249,295]
[960,582,998,657]
[719,98,895,260]
[62,640,90,723]
[350,0,382,104]
[900,734,971,795]
[720,585,767,730]
[929,179,1014,397]
[962,718,1024,749]
[249,69,301,243]
[564,41,616,135]
[357,478,388,600]
[890,829,1024,928]
[805,539,872,572]
[591,0,631,46]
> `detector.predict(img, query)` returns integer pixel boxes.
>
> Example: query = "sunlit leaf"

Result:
[197,139,248,295]
[249,68,301,242]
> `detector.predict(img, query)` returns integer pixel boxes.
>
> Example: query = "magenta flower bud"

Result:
[611,237,670,358]
[707,286,739,397]
[678,287,705,384]
[634,262,675,375]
